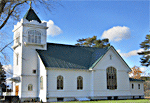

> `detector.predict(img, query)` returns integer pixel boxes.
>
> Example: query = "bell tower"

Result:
[12,6,48,101]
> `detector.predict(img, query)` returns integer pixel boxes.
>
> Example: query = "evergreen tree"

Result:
[138,34,150,67]
[75,36,110,48]
[0,62,7,92]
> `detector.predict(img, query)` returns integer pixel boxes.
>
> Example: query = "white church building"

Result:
[11,7,144,102]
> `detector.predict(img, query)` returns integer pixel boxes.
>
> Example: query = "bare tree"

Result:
[0,0,60,64]
[0,0,59,30]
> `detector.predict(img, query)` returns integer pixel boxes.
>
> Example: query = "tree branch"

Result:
[0,0,7,17]
[0,0,28,30]
[0,39,14,53]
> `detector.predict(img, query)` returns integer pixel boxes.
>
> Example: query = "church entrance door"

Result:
[15,85,19,96]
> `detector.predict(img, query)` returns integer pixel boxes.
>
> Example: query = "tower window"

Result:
[28,30,41,44]
[28,84,33,91]
[16,54,19,65]
[15,33,20,44]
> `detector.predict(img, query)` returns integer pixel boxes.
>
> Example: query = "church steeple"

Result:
[23,6,41,23]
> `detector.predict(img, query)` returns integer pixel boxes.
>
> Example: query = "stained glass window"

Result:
[107,67,117,90]
[77,76,83,90]
[57,75,63,90]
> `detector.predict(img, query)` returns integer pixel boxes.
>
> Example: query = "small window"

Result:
[33,70,36,74]
[138,84,140,89]
[16,54,19,65]
[132,84,134,89]
[40,76,43,90]
[110,55,112,60]
[28,84,33,91]
[77,76,83,90]
[57,75,63,90]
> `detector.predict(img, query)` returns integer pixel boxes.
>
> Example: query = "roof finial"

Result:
[29,1,32,8]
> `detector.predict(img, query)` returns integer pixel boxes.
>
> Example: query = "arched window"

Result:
[57,75,63,90]
[28,84,33,91]
[77,76,83,90]
[28,30,41,44]
[107,67,117,90]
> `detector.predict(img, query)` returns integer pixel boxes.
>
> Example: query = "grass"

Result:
[52,99,150,103]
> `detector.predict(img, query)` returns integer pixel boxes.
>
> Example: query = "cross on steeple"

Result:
[29,1,32,8]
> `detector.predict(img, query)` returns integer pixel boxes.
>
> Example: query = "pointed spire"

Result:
[23,2,41,23]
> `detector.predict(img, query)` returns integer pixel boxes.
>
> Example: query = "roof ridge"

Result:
[46,42,109,49]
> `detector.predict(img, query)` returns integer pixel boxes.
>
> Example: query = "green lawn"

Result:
[52,99,150,103]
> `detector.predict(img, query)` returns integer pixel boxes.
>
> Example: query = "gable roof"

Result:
[23,7,41,23]
[36,43,109,69]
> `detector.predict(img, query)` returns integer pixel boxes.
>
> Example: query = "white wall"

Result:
[47,68,91,98]
[38,55,47,102]
[130,81,144,96]
[92,47,131,97]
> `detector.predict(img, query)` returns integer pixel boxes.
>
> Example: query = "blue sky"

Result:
[1,1,150,76]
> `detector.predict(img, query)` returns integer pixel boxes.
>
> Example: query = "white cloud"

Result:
[140,67,148,72]
[2,65,13,78]
[117,49,144,58]
[101,26,131,42]
[46,20,62,37]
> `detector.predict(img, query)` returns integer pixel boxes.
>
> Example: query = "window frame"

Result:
[107,67,117,90]
[132,83,134,89]
[28,30,41,44]
[57,75,63,90]
[138,84,140,89]
[28,84,33,91]
[77,76,83,90]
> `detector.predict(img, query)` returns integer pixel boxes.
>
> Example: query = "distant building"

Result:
[10,7,145,102]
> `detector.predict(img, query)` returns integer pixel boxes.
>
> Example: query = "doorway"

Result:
[15,85,19,96]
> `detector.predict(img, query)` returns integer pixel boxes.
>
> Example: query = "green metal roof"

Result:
[36,43,109,69]
[23,7,41,23]
[129,78,145,82]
